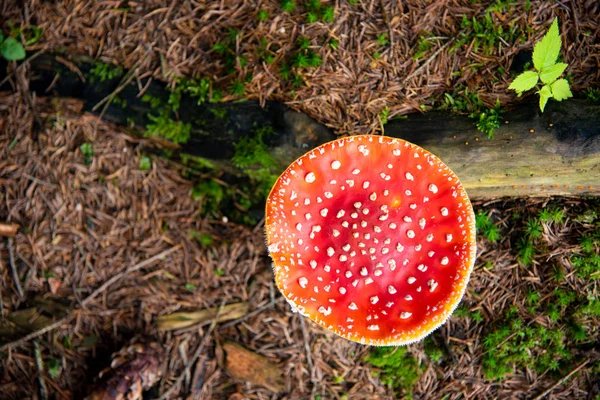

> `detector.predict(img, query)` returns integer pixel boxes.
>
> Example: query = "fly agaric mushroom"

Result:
[265,135,476,346]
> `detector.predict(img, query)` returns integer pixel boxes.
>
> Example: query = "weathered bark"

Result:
[385,102,600,198]
[3,53,599,198]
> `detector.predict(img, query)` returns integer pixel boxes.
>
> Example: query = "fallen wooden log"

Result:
[2,53,599,198]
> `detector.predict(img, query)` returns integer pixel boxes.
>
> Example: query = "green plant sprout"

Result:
[482,317,571,379]
[508,18,572,112]
[473,99,502,139]
[0,31,25,61]
[586,87,600,102]
[139,155,152,171]
[524,218,543,239]
[364,347,421,396]
[89,61,124,83]
[212,29,249,74]
[281,0,296,13]
[184,282,196,292]
[424,338,444,363]
[378,106,390,126]
[80,143,94,166]
[538,207,565,225]
[440,87,503,138]
[475,211,500,243]
[231,126,279,198]
[191,180,226,214]
[257,9,269,21]
[452,13,512,56]
[413,33,433,60]
[376,33,389,46]
[257,37,276,64]
[46,357,62,379]
[304,0,335,23]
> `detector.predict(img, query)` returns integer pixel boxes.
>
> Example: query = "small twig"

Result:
[89,59,139,137]
[0,314,73,353]
[14,64,46,139]
[440,326,456,364]
[92,62,140,117]
[299,317,314,373]
[0,246,181,352]
[34,341,49,400]
[0,49,45,88]
[379,0,394,46]
[472,318,538,364]
[159,301,224,400]
[285,95,327,105]
[81,245,181,307]
[8,238,24,298]
[531,360,588,400]
[404,39,455,84]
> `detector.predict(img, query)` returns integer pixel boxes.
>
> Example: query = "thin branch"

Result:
[81,245,181,307]
[0,316,73,354]
[8,238,24,298]
[159,301,224,400]
[531,360,589,400]
[0,246,181,352]
[0,50,45,88]
[92,62,140,117]
[404,39,455,84]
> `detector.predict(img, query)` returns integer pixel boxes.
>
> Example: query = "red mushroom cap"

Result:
[265,135,476,346]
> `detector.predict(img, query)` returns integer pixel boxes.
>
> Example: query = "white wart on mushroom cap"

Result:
[265,135,476,346]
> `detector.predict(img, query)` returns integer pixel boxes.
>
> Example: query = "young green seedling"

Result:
[508,18,572,112]
[0,31,26,61]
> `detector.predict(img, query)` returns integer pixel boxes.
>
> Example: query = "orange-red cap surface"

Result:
[265,135,476,345]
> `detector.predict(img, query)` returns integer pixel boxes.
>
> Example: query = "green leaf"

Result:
[550,79,572,101]
[532,18,561,71]
[539,62,568,84]
[322,6,335,22]
[0,31,4,42]
[47,358,62,379]
[281,0,296,13]
[537,84,552,112]
[0,37,26,61]
[508,71,539,94]
[139,155,152,171]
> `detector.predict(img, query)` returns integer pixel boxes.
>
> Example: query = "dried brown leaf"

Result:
[217,341,285,393]
[156,302,249,331]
